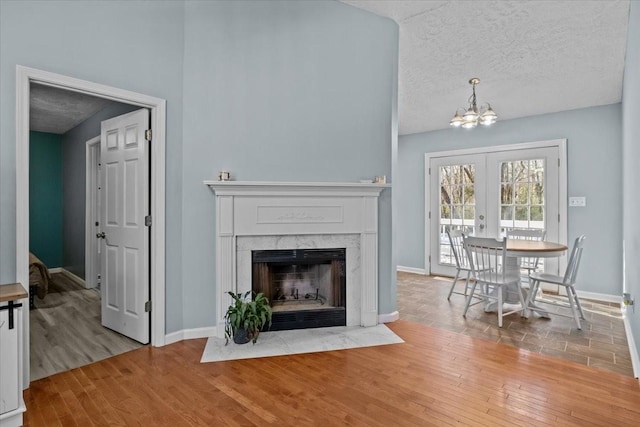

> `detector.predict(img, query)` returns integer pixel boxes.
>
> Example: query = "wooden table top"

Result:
[506,239,568,253]
[0,283,28,302]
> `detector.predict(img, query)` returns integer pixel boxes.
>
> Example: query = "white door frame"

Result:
[85,136,101,289]
[16,65,166,386]
[424,139,568,274]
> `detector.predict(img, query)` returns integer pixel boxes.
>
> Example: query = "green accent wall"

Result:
[29,131,63,268]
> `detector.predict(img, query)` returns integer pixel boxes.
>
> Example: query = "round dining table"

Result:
[484,239,568,315]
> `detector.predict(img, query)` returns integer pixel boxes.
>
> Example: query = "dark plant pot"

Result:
[233,328,252,344]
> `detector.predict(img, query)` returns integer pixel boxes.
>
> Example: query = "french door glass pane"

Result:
[499,158,545,235]
[438,163,475,265]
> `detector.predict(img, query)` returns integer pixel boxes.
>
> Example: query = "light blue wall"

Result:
[0,0,185,332]
[181,0,398,328]
[29,131,63,268]
[1,1,398,334]
[61,103,139,280]
[398,104,622,297]
[622,1,640,369]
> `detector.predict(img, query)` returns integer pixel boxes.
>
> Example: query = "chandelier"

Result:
[449,78,497,128]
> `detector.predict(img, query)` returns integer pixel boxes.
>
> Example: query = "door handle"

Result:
[479,224,485,230]
[96,232,106,239]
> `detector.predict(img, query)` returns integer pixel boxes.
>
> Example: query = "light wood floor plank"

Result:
[29,273,143,381]
[23,320,640,426]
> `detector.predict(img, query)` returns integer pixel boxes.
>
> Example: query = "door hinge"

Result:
[558,158,560,167]
[145,129,152,141]
[145,215,152,227]
[428,167,431,175]
[145,300,152,312]
[558,214,561,223]
[428,211,431,219]
[428,255,431,263]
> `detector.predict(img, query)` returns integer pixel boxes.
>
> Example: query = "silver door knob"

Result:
[96,232,106,239]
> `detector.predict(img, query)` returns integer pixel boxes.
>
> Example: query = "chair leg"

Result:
[447,269,462,300]
[463,270,471,296]
[516,282,527,318]
[571,286,586,319]
[462,282,478,318]
[526,279,539,308]
[566,286,582,330]
[497,286,503,328]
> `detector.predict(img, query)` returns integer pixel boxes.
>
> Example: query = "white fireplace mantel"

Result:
[205,181,389,335]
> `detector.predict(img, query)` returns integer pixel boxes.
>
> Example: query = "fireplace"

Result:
[252,248,346,331]
[205,181,388,337]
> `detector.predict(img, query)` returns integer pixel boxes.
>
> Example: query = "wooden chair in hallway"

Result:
[526,235,587,329]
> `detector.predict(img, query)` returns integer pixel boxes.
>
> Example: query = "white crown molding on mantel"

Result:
[204,181,390,197]
[205,180,390,338]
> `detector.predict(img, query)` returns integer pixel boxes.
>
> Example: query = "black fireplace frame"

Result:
[252,248,346,331]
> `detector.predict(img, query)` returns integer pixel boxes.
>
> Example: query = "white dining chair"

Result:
[526,235,587,329]
[506,228,546,283]
[462,236,525,328]
[446,229,472,300]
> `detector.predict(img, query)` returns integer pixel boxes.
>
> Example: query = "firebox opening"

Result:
[252,248,346,331]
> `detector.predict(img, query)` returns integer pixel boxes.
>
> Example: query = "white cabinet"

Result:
[0,284,26,427]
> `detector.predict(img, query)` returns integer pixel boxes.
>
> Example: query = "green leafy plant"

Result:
[224,291,272,345]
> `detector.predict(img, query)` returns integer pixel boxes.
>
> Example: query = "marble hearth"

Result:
[205,181,388,338]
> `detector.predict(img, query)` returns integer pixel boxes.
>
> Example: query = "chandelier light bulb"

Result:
[479,104,497,126]
[450,110,464,127]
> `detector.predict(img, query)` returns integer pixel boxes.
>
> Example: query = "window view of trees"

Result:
[439,164,475,233]
[500,159,545,232]
[437,159,546,265]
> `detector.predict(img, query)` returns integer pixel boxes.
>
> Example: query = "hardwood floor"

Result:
[398,272,635,376]
[23,320,640,426]
[29,273,143,381]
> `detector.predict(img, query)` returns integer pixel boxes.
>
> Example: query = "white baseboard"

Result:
[397,265,427,275]
[576,290,621,304]
[165,326,218,345]
[622,307,640,379]
[378,311,399,323]
[51,268,86,288]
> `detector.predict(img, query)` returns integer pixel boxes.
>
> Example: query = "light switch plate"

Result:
[569,196,586,207]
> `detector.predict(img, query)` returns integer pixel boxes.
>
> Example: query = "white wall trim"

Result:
[85,136,101,289]
[378,311,400,323]
[575,290,621,304]
[397,265,427,275]
[165,327,218,346]
[59,268,86,288]
[16,65,167,388]
[622,307,640,378]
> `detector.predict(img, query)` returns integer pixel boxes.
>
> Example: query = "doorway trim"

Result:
[423,139,568,274]
[16,65,166,385]
[85,135,101,289]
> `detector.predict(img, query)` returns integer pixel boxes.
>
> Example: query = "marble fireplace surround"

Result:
[205,181,388,338]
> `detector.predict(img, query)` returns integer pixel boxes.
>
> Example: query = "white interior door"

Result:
[428,144,563,277]
[100,109,150,344]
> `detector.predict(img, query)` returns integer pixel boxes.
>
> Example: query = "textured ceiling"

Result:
[342,0,630,135]
[30,83,116,134]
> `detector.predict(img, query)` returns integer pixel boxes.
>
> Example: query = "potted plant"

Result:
[224,291,272,345]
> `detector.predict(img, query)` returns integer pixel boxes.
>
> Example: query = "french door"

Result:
[427,143,565,277]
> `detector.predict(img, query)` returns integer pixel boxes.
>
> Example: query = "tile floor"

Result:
[397,271,635,377]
